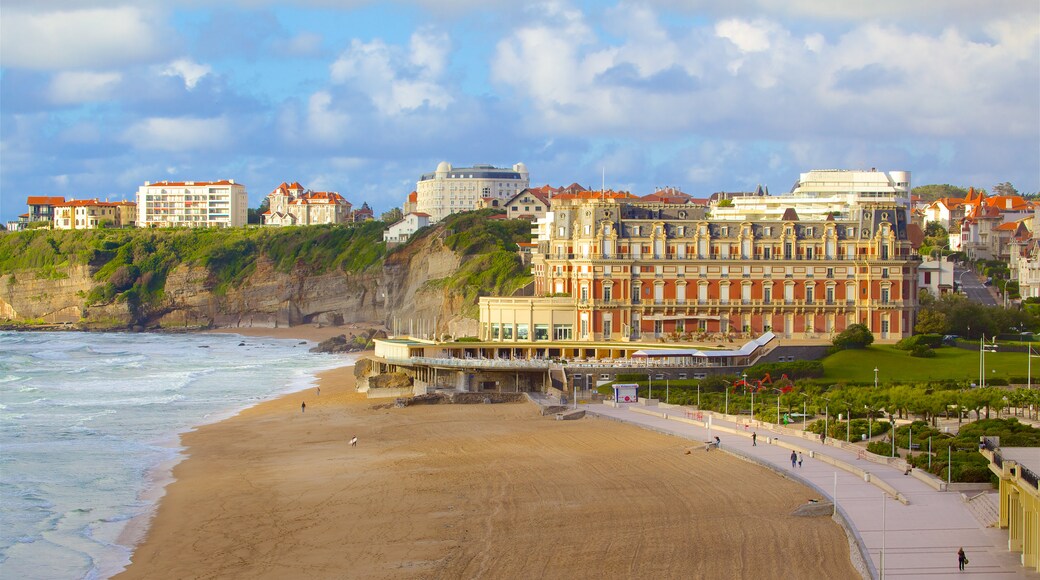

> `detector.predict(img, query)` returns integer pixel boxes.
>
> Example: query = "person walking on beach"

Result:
[316,387,320,396]
[790,450,797,468]
[301,401,306,413]
[798,452,803,468]
[958,547,967,570]
[350,435,358,447]
[752,431,757,446]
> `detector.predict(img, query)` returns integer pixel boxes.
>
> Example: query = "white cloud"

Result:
[306,91,351,145]
[330,33,454,115]
[48,71,122,104]
[123,116,231,152]
[0,7,168,69]
[492,5,1039,140]
[161,59,212,90]
[715,19,771,53]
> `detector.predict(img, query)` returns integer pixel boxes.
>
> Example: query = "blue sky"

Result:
[2,0,1038,224]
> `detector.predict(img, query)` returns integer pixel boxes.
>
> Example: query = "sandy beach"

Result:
[114,333,858,579]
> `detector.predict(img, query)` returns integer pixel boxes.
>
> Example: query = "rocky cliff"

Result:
[0,216,524,335]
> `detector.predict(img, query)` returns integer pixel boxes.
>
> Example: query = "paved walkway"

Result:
[574,400,1034,579]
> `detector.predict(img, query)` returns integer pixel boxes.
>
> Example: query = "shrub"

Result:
[832,324,874,349]
[896,334,943,350]
[615,373,649,382]
[910,344,937,358]
[867,441,891,455]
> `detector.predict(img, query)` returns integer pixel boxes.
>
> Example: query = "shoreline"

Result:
[106,328,363,578]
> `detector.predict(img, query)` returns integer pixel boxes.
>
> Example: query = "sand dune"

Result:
[115,365,857,579]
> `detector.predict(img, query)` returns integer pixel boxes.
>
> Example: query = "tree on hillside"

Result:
[914,309,949,335]
[832,323,874,349]
[992,182,1020,197]
[248,198,269,225]
[911,184,968,202]
[381,208,403,223]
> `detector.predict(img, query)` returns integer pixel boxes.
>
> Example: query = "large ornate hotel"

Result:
[480,169,921,343]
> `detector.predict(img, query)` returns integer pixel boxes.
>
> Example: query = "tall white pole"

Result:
[666,380,670,404]
[1029,345,1032,390]
[832,472,837,516]
[948,445,952,485]
[803,399,806,430]
[881,493,886,580]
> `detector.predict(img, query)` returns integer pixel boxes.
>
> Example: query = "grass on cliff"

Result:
[403,211,534,316]
[1,223,387,315]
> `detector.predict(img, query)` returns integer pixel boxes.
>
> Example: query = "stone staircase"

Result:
[963,491,1000,527]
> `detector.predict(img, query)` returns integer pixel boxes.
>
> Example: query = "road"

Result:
[955,265,998,306]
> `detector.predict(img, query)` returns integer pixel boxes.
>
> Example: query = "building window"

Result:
[502,325,513,340]
[881,287,890,304]
[553,324,573,340]
[517,324,529,340]
[491,323,500,339]
[534,324,549,340]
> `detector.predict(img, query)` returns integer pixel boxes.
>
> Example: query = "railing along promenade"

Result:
[385,355,736,370]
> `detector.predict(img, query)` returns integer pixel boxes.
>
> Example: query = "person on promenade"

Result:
[714,436,721,449]
[958,547,967,570]
[798,453,803,468]
[301,401,306,413]
[790,450,797,468]
[350,435,358,447]
[752,432,757,446]
[820,431,826,444]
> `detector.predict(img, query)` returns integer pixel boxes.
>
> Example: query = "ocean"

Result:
[0,331,349,580]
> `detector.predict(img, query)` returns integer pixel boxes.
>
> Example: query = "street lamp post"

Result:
[865,405,872,440]
[874,366,879,390]
[1001,278,1011,309]
[800,393,808,430]
[890,413,896,457]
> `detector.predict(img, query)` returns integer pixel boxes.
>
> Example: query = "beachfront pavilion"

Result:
[980,437,1040,573]
[370,333,776,394]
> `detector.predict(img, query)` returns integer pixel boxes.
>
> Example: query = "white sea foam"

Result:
[0,331,351,579]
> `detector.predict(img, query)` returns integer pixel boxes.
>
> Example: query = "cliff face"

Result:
[0,227,481,334]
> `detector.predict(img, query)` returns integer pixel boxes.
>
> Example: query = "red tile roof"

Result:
[27,196,66,205]
[408,191,417,202]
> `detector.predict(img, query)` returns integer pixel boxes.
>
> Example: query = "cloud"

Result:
[0,7,170,69]
[305,91,351,145]
[48,71,122,104]
[122,116,232,152]
[715,19,771,53]
[161,59,213,90]
[329,30,454,115]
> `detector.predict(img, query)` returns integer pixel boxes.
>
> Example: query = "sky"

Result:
[1,0,1038,224]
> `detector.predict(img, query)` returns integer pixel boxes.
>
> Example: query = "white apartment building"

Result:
[136,180,248,228]
[415,162,529,222]
[710,169,912,222]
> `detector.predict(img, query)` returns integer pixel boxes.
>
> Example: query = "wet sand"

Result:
[114,361,858,579]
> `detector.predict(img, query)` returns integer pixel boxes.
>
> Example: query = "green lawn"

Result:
[822,345,1038,385]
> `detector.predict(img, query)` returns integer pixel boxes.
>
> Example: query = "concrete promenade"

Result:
[577,400,1033,579]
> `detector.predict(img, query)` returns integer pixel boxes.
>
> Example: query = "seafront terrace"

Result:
[373,332,776,372]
